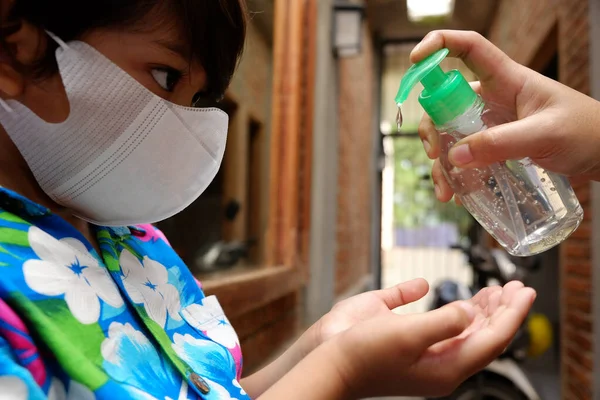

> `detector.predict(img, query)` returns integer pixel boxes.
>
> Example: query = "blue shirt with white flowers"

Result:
[0,187,250,399]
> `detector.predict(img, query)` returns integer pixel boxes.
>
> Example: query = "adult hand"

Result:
[414,30,600,202]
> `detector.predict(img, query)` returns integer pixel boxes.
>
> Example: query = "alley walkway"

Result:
[382,247,472,315]
[366,246,472,400]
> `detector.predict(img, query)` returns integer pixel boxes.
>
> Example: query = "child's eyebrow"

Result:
[152,38,190,61]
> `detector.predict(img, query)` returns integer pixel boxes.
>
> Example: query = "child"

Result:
[0,2,536,398]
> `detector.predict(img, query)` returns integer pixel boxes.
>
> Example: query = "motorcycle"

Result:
[429,234,552,400]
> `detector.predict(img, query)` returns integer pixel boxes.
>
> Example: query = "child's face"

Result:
[0,12,208,125]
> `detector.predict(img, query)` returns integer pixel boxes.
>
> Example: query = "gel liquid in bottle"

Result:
[395,49,583,257]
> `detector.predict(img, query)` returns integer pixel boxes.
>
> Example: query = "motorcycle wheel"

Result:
[430,377,528,400]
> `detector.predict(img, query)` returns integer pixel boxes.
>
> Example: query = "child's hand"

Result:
[313,278,429,346]
[242,279,430,398]
[328,281,535,398]
[413,30,600,202]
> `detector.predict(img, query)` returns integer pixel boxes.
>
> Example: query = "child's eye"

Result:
[151,68,181,92]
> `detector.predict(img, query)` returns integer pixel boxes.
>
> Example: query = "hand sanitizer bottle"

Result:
[395,48,583,256]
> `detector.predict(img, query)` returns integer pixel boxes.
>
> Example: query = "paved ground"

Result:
[382,247,472,315]
[368,247,471,400]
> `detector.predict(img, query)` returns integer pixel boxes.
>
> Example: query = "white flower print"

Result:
[171,333,236,380]
[23,226,123,324]
[101,322,183,399]
[181,296,240,349]
[48,378,95,400]
[232,379,247,396]
[203,378,239,400]
[119,249,182,328]
[0,376,28,399]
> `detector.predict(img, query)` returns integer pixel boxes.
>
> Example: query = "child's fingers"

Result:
[412,287,534,389]
[402,302,475,349]
[374,278,430,310]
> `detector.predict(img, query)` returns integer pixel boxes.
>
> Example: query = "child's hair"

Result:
[0,0,247,100]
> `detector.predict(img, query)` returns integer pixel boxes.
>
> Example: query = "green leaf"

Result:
[104,252,121,273]
[10,293,109,390]
[97,229,112,241]
[0,212,28,224]
[137,306,189,375]
[0,227,29,247]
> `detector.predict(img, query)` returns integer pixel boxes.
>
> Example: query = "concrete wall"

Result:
[306,0,339,324]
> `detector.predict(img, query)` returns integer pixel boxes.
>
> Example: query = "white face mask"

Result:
[0,34,228,226]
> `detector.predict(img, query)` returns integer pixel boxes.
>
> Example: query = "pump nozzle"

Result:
[395,48,449,105]
[394,48,477,126]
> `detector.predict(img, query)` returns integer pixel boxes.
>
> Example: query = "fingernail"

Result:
[529,289,537,303]
[434,184,441,198]
[458,302,476,321]
[422,139,431,155]
[449,144,474,166]
[413,42,422,54]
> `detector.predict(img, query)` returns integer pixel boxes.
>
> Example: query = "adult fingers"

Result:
[432,159,454,202]
[410,30,522,85]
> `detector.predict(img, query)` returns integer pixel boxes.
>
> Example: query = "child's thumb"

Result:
[448,114,559,168]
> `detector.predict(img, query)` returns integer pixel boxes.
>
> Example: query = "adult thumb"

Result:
[448,113,561,168]
[407,302,475,349]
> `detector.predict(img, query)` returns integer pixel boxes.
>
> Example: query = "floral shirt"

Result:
[0,187,250,400]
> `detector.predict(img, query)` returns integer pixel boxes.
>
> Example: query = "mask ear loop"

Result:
[45,30,70,51]
[0,31,69,114]
[0,99,12,113]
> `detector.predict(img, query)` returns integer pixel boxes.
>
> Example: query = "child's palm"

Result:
[332,281,535,399]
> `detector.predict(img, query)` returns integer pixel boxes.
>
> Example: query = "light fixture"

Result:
[332,1,365,57]
[406,0,455,23]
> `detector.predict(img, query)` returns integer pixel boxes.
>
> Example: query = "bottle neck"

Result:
[435,96,485,134]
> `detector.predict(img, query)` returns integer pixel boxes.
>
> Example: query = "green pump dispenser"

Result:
[394,48,477,126]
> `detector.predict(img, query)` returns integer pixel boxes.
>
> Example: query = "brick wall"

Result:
[488,1,593,398]
[335,23,375,296]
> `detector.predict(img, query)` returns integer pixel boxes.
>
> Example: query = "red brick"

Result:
[564,241,591,259]
[567,382,592,400]
[565,295,592,315]
[566,310,592,333]
[567,363,592,391]
[565,326,593,352]
[570,220,591,240]
[566,346,593,371]
[565,261,592,278]
[574,184,591,203]
[564,276,592,295]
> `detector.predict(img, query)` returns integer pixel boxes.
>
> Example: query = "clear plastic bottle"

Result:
[396,49,583,257]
